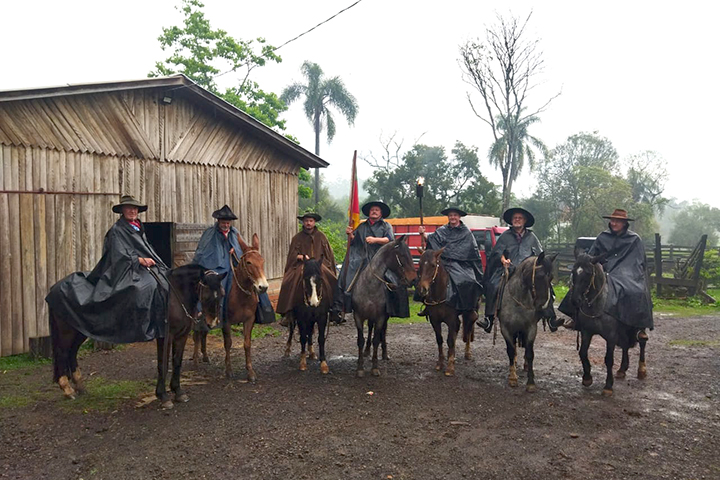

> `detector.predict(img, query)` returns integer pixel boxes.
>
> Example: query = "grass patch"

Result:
[668,339,720,348]
[58,377,154,413]
[209,324,283,339]
[0,353,50,372]
[0,394,33,409]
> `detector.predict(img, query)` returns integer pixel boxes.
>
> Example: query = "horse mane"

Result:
[366,239,399,275]
[302,258,322,277]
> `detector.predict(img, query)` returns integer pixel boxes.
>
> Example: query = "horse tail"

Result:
[48,308,62,382]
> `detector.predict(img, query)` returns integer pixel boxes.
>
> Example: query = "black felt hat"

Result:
[502,207,535,228]
[297,212,322,222]
[440,207,468,217]
[212,205,238,220]
[361,201,391,218]
[112,195,147,214]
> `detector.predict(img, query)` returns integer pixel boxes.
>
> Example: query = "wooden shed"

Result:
[0,75,327,356]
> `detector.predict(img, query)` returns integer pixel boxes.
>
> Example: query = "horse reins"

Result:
[422,260,446,306]
[578,264,606,319]
[231,250,258,298]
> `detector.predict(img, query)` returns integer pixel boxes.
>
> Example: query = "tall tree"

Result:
[625,150,669,215]
[669,203,720,246]
[150,0,287,130]
[460,12,559,211]
[281,61,359,205]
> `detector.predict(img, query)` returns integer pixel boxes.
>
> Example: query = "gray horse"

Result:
[351,236,417,377]
[497,252,557,392]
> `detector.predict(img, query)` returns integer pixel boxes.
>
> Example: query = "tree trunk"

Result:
[314,113,321,206]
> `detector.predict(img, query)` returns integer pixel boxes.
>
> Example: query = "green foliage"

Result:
[669,202,720,246]
[209,324,282,339]
[320,220,349,264]
[700,249,720,287]
[58,377,154,413]
[150,0,287,130]
[0,353,50,371]
[298,168,313,199]
[365,141,501,217]
[625,151,669,215]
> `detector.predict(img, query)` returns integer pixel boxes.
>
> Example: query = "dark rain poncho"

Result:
[46,218,169,343]
[426,222,484,312]
[558,228,653,329]
[484,228,542,316]
[338,219,409,317]
[192,224,274,325]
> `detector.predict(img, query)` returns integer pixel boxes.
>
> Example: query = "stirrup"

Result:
[477,316,493,333]
[637,330,649,341]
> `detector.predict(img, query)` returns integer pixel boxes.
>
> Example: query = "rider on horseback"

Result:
[336,201,410,320]
[417,207,484,324]
[276,212,339,327]
[479,207,561,333]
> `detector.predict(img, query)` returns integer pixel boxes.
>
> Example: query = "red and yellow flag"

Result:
[348,150,360,230]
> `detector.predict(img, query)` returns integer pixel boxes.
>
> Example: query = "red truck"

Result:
[386,215,507,271]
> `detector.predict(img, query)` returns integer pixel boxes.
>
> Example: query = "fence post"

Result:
[689,234,708,296]
[654,233,663,296]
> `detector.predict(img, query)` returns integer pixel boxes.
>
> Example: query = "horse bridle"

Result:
[231,250,259,297]
[578,263,606,318]
[302,269,323,306]
[422,258,446,306]
[508,258,549,311]
[372,251,408,291]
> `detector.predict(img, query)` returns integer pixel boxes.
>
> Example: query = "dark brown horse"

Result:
[416,248,476,376]
[221,233,268,381]
[49,264,225,409]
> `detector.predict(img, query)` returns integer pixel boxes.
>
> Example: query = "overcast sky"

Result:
[2,0,718,210]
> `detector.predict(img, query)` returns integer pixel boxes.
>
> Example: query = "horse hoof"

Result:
[225,372,233,379]
[309,353,317,360]
[64,392,76,400]
[320,362,329,375]
[637,369,647,380]
[615,370,627,379]
[356,370,365,378]
[371,368,381,377]
[582,377,593,387]
[465,353,472,361]
[444,370,454,377]
[509,379,518,388]
[161,400,174,410]
[523,362,529,372]
[202,356,210,363]
[247,374,257,383]
[526,384,537,393]
[299,364,307,372]
[283,350,290,358]
[435,363,443,372]
[175,393,190,403]
[602,389,613,397]
[382,355,389,361]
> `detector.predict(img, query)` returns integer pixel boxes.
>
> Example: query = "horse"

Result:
[568,253,648,396]
[49,264,226,409]
[497,251,557,392]
[416,248,476,376]
[350,236,417,377]
[284,257,332,374]
[220,233,269,381]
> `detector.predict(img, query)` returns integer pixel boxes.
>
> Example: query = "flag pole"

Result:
[339,150,358,291]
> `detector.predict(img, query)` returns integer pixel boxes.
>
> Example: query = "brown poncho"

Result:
[275,228,337,314]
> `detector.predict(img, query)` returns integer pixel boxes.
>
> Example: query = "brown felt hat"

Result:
[212,205,238,220]
[602,209,634,221]
[112,195,147,214]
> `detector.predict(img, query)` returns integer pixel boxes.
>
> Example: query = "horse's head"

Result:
[388,235,417,286]
[198,270,227,329]
[237,233,269,294]
[570,253,606,307]
[302,257,324,308]
[416,248,444,298]
[522,251,558,310]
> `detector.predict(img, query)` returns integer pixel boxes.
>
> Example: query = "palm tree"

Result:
[488,112,547,212]
[281,61,359,205]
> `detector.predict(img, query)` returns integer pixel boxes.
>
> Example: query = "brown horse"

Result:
[49,265,225,408]
[416,248,476,376]
[222,233,268,381]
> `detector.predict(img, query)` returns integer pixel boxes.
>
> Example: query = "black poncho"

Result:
[426,222,483,312]
[46,218,169,343]
[559,228,653,329]
[484,228,542,315]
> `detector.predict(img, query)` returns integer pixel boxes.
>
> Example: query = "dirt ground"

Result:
[1,313,719,480]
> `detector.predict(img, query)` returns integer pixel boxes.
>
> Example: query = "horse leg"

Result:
[171,333,190,403]
[307,321,316,360]
[284,315,294,357]
[299,319,308,372]
[318,313,329,374]
[243,319,257,382]
[68,332,87,394]
[462,311,476,360]
[616,347,629,379]
[371,318,385,376]
[637,333,648,379]
[222,323,234,379]
[446,320,457,377]
[192,330,201,366]
[602,340,616,396]
[381,318,389,361]
[201,330,209,363]
[431,319,445,372]
[580,331,593,387]
[363,321,373,357]
[355,313,365,377]
[505,335,518,388]
[50,310,78,399]
[156,337,173,409]
[525,341,536,392]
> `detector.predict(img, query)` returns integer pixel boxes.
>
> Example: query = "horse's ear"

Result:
[434,247,445,258]
[548,253,558,264]
[398,235,406,243]
[417,246,425,255]
[536,251,545,263]
[252,233,260,251]
[219,272,228,280]
[237,234,249,252]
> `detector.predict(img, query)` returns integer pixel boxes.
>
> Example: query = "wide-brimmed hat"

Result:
[602,208,634,221]
[440,207,468,217]
[361,201,391,218]
[297,212,322,222]
[503,207,535,228]
[112,195,147,214]
[212,205,238,220]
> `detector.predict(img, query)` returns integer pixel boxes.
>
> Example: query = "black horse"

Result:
[285,258,332,374]
[50,264,225,409]
[568,253,648,396]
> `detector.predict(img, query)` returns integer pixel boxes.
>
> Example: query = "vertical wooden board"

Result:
[9,193,23,353]
[10,146,20,190]
[19,194,36,350]
[0,194,11,356]
[66,153,78,271]
[34,194,49,337]
[79,153,94,270]
[175,164,185,222]
[145,159,156,222]
[45,193,56,295]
